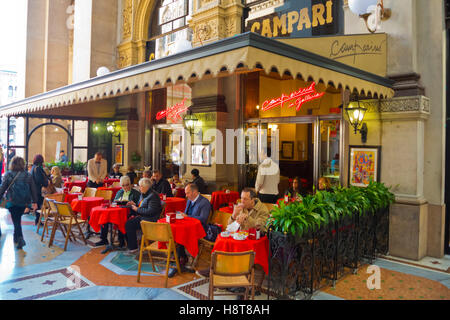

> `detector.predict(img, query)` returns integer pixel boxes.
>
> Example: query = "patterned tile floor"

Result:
[0,208,449,300]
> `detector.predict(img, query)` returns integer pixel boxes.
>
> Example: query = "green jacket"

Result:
[114,188,141,204]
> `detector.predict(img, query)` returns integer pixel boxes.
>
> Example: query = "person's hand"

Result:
[127,201,136,206]
[131,205,138,212]
[236,213,248,225]
[232,204,243,219]
[24,207,30,214]
[31,203,38,211]
[181,212,188,217]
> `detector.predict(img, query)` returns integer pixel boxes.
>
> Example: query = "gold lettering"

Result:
[273,14,287,37]
[326,0,333,24]
[251,22,261,33]
[261,18,272,37]
[312,4,326,27]
[298,8,311,30]
[287,11,299,34]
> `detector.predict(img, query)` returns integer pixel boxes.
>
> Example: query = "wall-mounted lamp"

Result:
[183,109,198,134]
[345,97,368,143]
[348,0,391,33]
[106,121,121,142]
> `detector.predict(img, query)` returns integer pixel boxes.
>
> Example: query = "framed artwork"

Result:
[348,145,381,187]
[191,144,211,166]
[281,141,294,159]
[114,144,124,166]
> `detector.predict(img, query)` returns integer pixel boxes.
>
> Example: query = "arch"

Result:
[133,0,156,45]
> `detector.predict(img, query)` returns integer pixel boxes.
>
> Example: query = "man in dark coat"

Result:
[191,169,207,194]
[151,170,173,197]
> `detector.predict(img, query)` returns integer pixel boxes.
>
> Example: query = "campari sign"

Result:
[156,98,189,122]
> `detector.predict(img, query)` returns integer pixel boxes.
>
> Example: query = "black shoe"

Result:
[168,268,178,278]
[16,238,26,250]
[226,287,246,293]
[94,239,109,247]
[195,269,210,278]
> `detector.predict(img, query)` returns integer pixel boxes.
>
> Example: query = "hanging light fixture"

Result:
[183,110,198,134]
[344,96,368,143]
[106,121,121,142]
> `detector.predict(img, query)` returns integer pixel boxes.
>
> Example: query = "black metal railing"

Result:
[267,207,390,300]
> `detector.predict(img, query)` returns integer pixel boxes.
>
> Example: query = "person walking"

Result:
[255,150,280,204]
[87,152,108,188]
[0,156,38,249]
[31,154,50,225]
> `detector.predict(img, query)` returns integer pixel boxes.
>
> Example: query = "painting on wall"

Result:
[191,144,211,166]
[348,146,381,187]
[114,144,124,166]
[281,141,294,159]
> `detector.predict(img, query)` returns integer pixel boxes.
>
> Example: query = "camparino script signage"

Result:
[245,0,343,38]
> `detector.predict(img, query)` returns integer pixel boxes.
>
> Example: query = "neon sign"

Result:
[261,82,325,112]
[156,98,189,122]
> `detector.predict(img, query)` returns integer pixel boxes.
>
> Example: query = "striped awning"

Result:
[0,32,394,117]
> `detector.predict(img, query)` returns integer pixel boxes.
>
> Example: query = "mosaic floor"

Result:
[0,208,449,300]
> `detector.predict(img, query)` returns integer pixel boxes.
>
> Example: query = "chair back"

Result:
[96,189,113,201]
[54,201,76,218]
[159,202,167,219]
[212,251,255,276]
[47,199,59,215]
[83,187,97,198]
[210,210,232,229]
[202,194,212,202]
[140,221,173,243]
[70,186,82,193]
[45,193,65,202]
[111,181,121,188]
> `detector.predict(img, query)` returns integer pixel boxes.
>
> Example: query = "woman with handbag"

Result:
[30,154,49,225]
[0,156,38,249]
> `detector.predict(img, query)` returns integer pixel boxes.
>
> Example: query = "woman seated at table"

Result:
[114,175,140,203]
[51,166,63,188]
[170,174,182,189]
[109,163,123,179]
[124,178,162,254]
[284,176,305,200]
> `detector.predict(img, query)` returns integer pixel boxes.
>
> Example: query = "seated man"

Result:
[109,164,123,179]
[124,178,162,254]
[169,183,211,278]
[96,176,141,248]
[191,169,207,194]
[228,188,270,232]
[151,170,173,197]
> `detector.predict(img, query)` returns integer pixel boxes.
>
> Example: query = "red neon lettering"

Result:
[261,83,324,112]
[156,98,189,122]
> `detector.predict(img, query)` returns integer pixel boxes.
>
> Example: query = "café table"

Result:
[63,192,83,204]
[98,186,122,199]
[156,216,206,257]
[173,187,186,198]
[218,206,233,214]
[104,178,120,186]
[212,234,269,275]
[210,191,240,211]
[64,180,88,192]
[71,197,105,220]
[160,196,187,214]
[89,205,130,254]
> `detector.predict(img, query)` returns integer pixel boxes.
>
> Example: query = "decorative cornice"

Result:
[380,96,430,113]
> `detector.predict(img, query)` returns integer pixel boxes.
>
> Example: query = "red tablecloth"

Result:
[64,180,88,191]
[219,206,233,214]
[162,197,187,214]
[89,206,129,234]
[63,192,83,203]
[156,217,206,257]
[213,235,269,274]
[104,178,120,186]
[98,186,122,199]
[173,188,186,198]
[210,191,240,211]
[71,197,105,220]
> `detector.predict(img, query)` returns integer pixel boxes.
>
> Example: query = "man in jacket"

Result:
[151,170,173,197]
[255,151,280,204]
[191,169,207,194]
[124,177,162,254]
[228,188,270,232]
[169,183,211,278]
[87,152,108,188]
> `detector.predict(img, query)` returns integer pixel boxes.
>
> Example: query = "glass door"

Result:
[318,120,342,190]
[152,125,185,178]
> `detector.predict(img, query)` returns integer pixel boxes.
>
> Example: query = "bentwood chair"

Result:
[201,194,212,202]
[159,202,167,219]
[49,201,87,251]
[37,193,66,237]
[95,189,113,201]
[70,186,82,193]
[209,251,256,300]
[83,187,97,198]
[111,181,121,188]
[137,221,181,288]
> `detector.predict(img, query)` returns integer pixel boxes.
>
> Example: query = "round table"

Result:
[219,206,233,214]
[64,180,88,192]
[162,197,187,214]
[63,192,83,203]
[173,187,186,198]
[98,186,122,199]
[71,197,105,220]
[156,217,206,257]
[213,234,269,274]
[89,206,129,234]
[104,178,120,186]
[210,191,240,211]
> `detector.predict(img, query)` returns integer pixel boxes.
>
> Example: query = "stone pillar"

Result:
[189,0,244,47]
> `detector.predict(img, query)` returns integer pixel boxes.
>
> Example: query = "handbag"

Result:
[0,172,21,208]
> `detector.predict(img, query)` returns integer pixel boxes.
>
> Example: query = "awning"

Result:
[0,32,394,117]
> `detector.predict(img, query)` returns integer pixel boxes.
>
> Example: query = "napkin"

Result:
[226,221,240,233]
